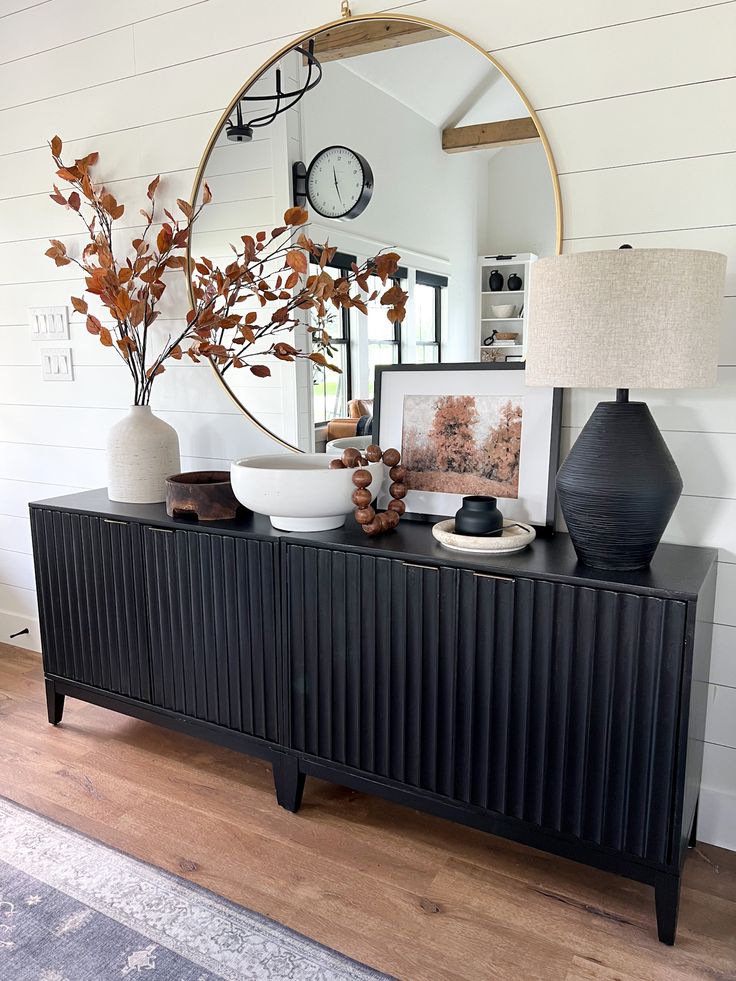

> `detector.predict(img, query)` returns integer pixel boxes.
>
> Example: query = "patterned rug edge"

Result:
[0,793,397,981]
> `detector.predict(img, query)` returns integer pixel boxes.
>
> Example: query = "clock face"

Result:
[306,146,374,220]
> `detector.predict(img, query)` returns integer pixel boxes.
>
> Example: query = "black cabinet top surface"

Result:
[30,488,716,600]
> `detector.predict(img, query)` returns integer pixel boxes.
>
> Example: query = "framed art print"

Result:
[373,362,561,529]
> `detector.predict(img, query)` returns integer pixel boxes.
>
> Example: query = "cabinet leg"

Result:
[271,752,305,813]
[688,798,699,848]
[45,679,65,725]
[654,872,681,945]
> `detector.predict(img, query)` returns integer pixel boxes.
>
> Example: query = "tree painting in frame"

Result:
[373,363,561,528]
[402,395,523,497]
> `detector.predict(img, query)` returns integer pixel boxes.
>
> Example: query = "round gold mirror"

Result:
[188,13,562,452]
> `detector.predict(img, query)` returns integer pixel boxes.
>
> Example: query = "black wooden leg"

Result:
[272,752,305,812]
[45,679,65,725]
[654,872,681,945]
[688,799,699,848]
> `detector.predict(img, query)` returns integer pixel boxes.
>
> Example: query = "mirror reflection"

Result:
[191,17,560,451]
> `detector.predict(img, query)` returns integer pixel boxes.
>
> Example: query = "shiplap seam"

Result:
[486,0,736,52]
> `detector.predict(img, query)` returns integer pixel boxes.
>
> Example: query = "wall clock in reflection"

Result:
[294,145,374,220]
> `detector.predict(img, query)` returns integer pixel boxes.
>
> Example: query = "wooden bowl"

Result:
[165,471,241,521]
[495,331,519,342]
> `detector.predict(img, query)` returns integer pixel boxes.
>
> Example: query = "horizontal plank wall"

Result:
[0,0,734,849]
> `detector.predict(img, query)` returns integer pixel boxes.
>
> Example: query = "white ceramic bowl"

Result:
[489,304,516,318]
[231,453,384,532]
[325,435,373,456]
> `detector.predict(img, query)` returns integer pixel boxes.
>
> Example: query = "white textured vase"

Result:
[106,405,181,504]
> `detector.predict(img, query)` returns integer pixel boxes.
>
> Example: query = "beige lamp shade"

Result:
[525,249,726,389]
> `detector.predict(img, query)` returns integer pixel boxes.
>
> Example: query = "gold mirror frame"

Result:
[187,11,563,452]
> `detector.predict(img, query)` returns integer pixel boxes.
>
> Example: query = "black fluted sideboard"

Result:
[29,489,717,945]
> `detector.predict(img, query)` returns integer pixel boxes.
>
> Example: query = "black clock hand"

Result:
[332,166,343,205]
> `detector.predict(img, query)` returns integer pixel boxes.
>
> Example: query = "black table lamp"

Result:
[525,248,726,571]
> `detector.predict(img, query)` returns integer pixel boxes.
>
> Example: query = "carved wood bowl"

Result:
[165,471,241,521]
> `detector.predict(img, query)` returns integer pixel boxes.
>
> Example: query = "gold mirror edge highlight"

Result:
[188,11,564,454]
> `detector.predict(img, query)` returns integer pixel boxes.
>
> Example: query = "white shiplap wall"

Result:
[0,0,734,848]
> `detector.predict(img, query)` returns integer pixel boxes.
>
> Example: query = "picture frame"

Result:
[373,362,561,529]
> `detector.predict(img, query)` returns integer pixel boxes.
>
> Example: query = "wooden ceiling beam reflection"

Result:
[308,21,444,63]
[442,116,540,154]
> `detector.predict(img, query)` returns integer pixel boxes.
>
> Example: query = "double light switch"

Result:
[29,306,74,382]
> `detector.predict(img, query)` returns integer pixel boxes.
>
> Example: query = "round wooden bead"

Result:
[365,444,383,462]
[355,506,376,525]
[362,519,381,535]
[387,499,406,516]
[342,447,361,468]
[352,468,372,489]
[389,481,407,500]
[329,458,346,470]
[389,465,407,483]
[382,448,400,468]
[383,509,400,529]
[352,487,372,508]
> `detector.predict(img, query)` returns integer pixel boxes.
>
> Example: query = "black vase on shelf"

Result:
[488,269,504,291]
[454,496,504,537]
[507,272,523,291]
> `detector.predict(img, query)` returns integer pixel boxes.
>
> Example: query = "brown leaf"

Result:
[176,197,193,219]
[116,336,137,359]
[250,364,271,377]
[146,364,165,378]
[45,240,71,266]
[68,191,80,212]
[284,206,309,226]
[71,296,88,315]
[157,225,172,253]
[147,176,160,200]
[86,315,102,335]
[202,182,212,205]
[99,326,113,347]
[50,135,62,157]
[114,290,132,319]
[76,151,98,171]
[286,250,308,275]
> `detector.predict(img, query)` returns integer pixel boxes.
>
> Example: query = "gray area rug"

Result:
[0,797,393,980]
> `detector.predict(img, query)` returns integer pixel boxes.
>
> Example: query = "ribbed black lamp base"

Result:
[557,401,683,571]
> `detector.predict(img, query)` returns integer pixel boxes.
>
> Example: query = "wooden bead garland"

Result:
[339,445,408,536]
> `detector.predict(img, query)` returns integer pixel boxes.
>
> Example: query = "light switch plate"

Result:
[41,347,74,381]
[29,306,69,341]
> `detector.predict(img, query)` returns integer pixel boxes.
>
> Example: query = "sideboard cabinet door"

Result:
[455,572,688,864]
[143,528,279,741]
[284,544,458,796]
[31,509,150,701]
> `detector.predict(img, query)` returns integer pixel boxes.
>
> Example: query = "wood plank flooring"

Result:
[1,643,735,981]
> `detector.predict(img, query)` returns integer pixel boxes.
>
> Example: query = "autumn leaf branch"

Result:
[45,137,407,403]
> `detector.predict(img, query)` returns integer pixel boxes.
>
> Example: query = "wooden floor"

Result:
[1,644,735,981]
